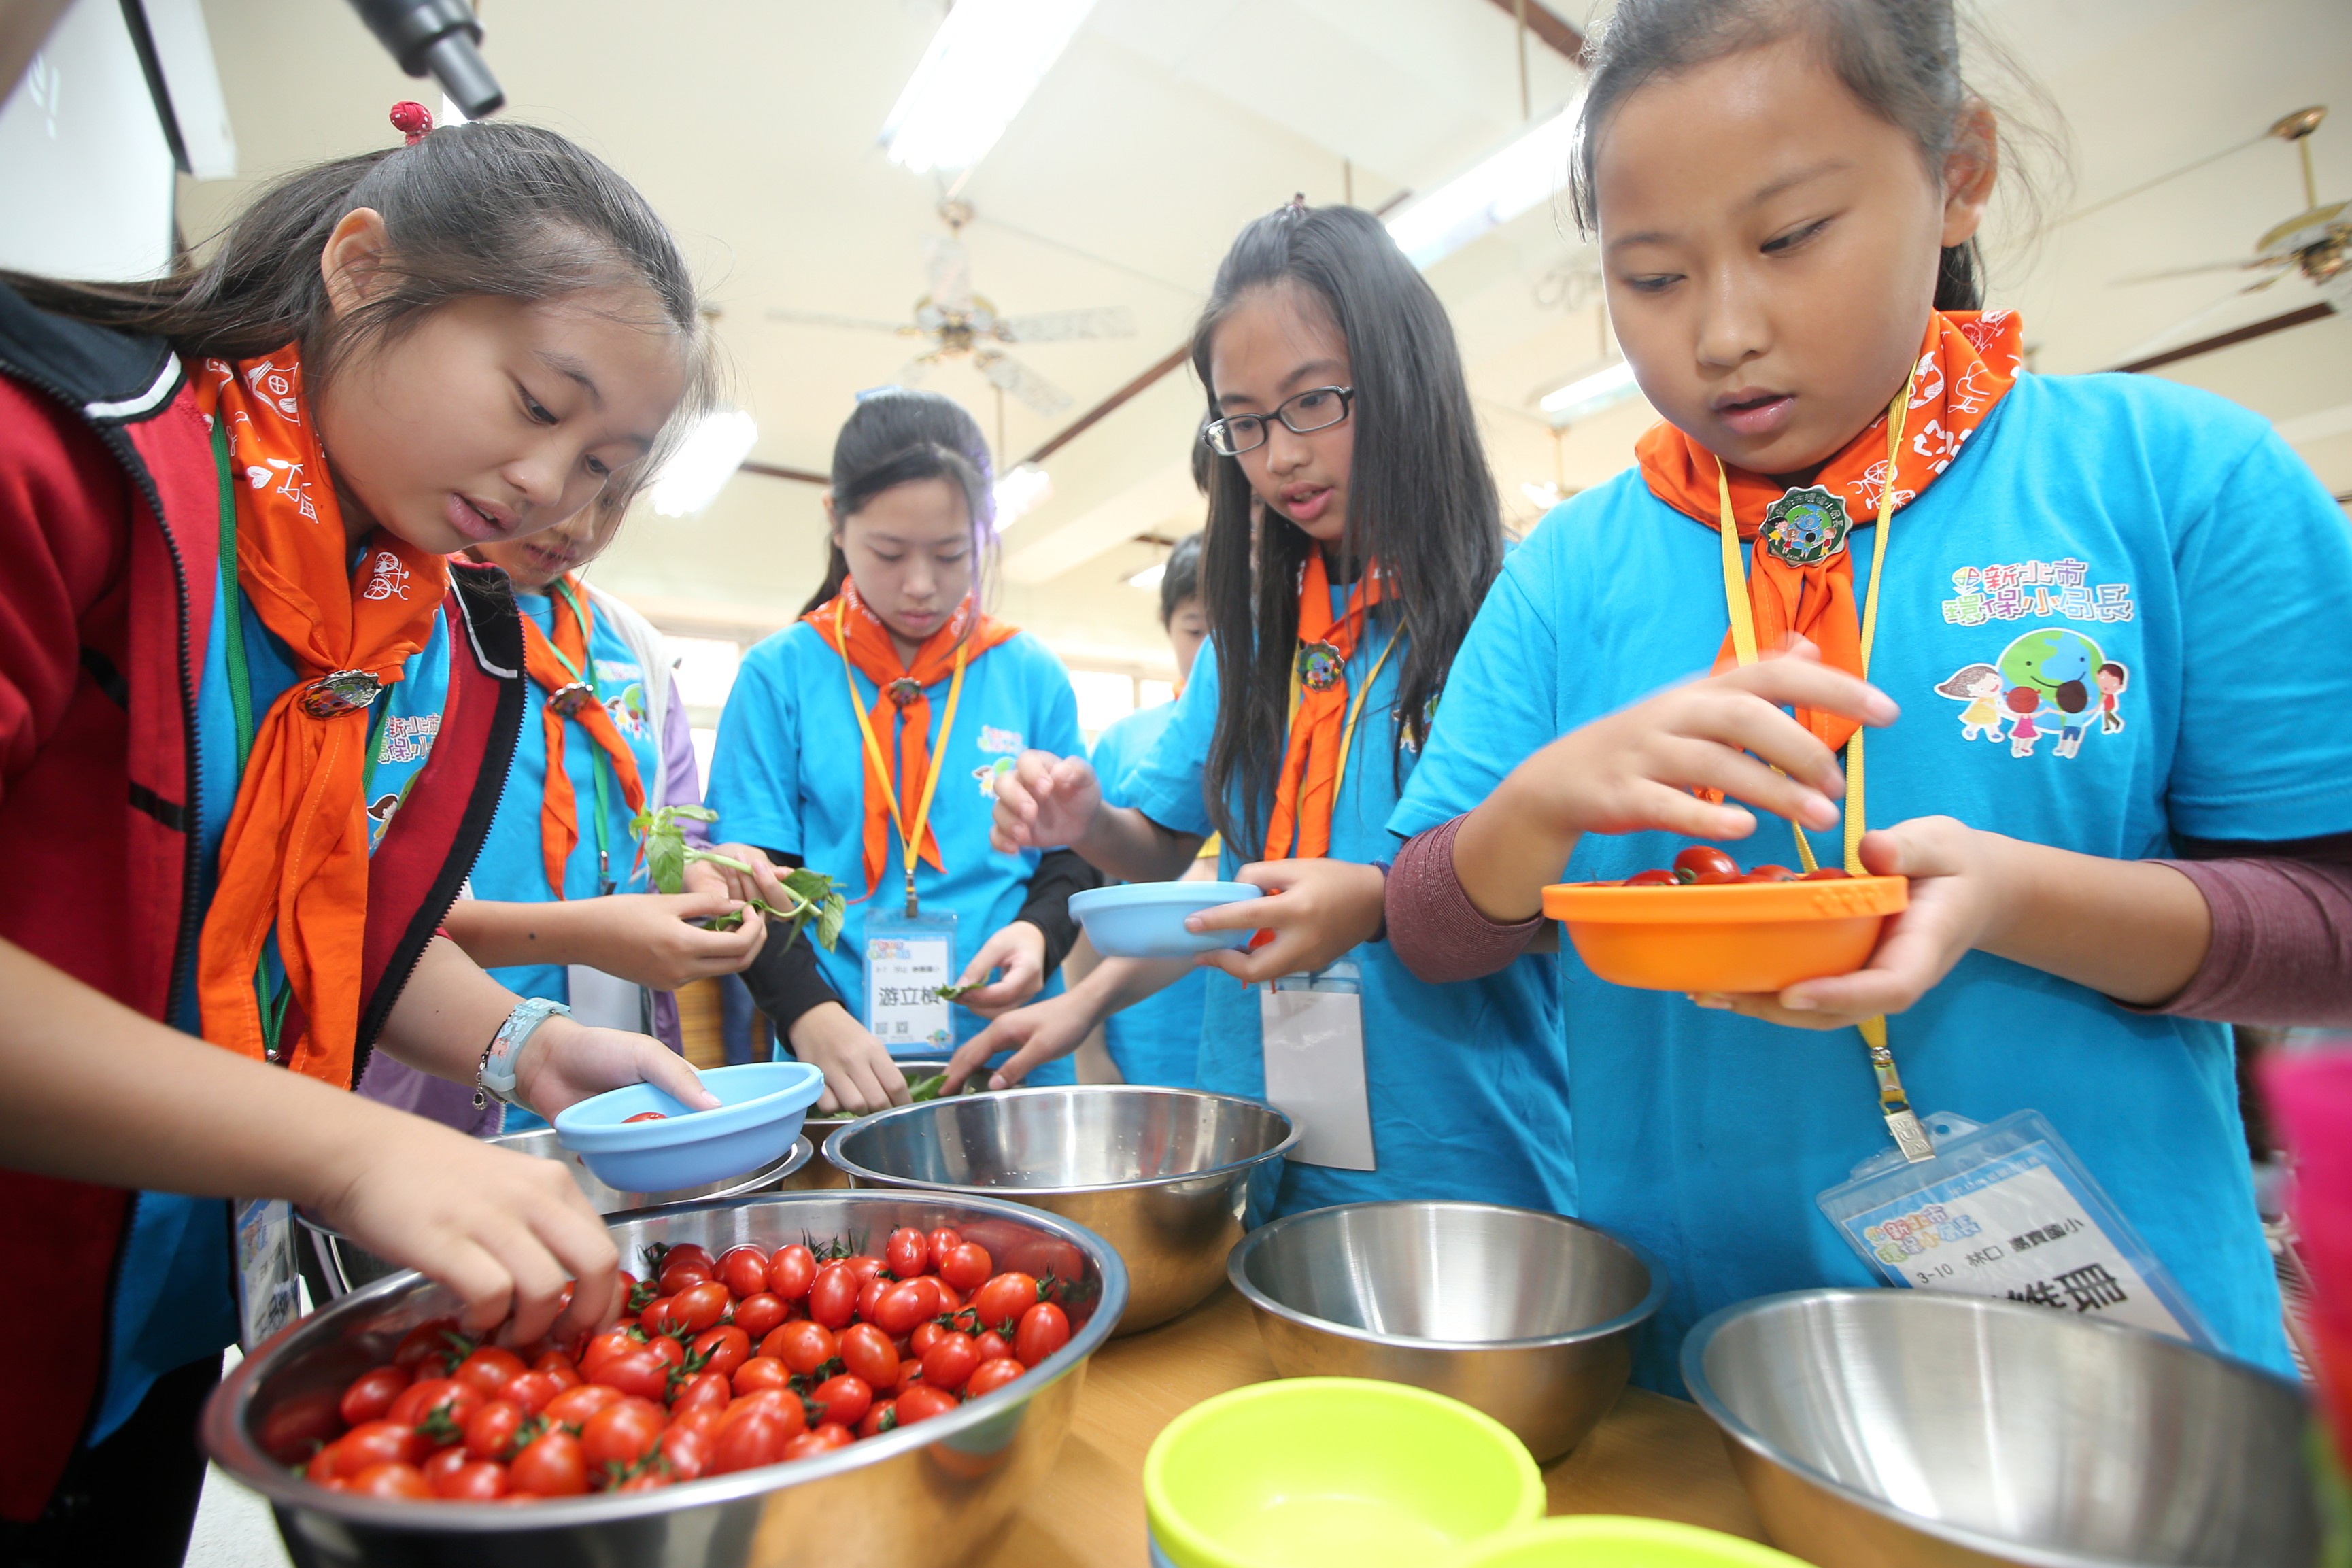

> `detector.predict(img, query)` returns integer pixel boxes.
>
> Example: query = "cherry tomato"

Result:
[689,1324,752,1383]
[668,1282,732,1336]
[1623,868,1677,886]
[434,1459,509,1501]
[509,1429,589,1497]
[1012,1302,1070,1368]
[592,1349,673,1403]
[543,1383,626,1429]
[764,1320,836,1376]
[388,1378,481,1431]
[1801,866,1852,880]
[639,1296,688,1339]
[972,1272,1040,1333]
[966,1357,1026,1399]
[857,1399,896,1438]
[910,1323,948,1357]
[645,1335,688,1372]
[870,1279,937,1337]
[937,1242,993,1294]
[719,1386,804,1438]
[973,1329,1012,1364]
[1743,864,1798,883]
[806,1265,859,1329]
[732,1292,787,1341]
[707,1410,789,1476]
[1690,870,1742,885]
[581,1397,668,1472]
[806,1421,857,1453]
[885,1227,931,1279]
[780,1429,836,1461]
[623,1110,668,1123]
[921,1333,979,1392]
[349,1461,433,1499]
[671,1369,732,1417]
[840,1255,885,1285]
[926,1229,964,1265]
[807,1372,872,1429]
[732,1357,791,1397]
[857,1275,887,1323]
[499,1370,563,1418]
[581,1328,638,1379]
[932,1280,964,1314]
[655,1420,712,1481]
[452,1346,528,1399]
[392,1318,464,1370]
[463,1399,524,1462]
[895,1384,959,1427]
[658,1257,713,1297]
[336,1420,427,1470]
[338,1365,413,1427]
[766,1244,817,1301]
[838,1323,898,1388]
[1673,846,1740,880]
[657,1242,715,1276]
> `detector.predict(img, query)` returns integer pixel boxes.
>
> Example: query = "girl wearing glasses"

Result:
[965,203,1573,1223]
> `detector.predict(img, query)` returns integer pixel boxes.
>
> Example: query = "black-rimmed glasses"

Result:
[1203,385,1354,457]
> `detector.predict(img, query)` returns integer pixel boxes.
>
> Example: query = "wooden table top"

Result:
[981,1284,1767,1567]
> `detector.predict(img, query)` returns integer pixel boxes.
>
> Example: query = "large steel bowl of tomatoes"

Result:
[202,1190,1128,1567]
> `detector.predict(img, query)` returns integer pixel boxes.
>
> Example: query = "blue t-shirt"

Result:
[468,590,670,1006]
[1391,371,2352,1391]
[103,575,454,1442]
[705,621,1084,1080]
[1121,603,1572,1221]
[1088,700,1207,1089]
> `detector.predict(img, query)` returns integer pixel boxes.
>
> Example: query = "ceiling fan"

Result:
[2113,106,2349,299]
[766,200,1135,417]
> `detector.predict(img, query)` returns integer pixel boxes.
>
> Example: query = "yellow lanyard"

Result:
[1716,371,1934,1163]
[837,596,971,915]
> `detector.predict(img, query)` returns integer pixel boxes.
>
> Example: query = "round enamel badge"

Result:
[1296,640,1346,692]
[1760,485,1850,568]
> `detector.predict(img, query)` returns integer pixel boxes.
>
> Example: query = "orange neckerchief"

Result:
[1635,309,2023,751]
[520,576,648,898]
[1265,551,1388,862]
[801,581,1017,895]
[194,347,449,1087]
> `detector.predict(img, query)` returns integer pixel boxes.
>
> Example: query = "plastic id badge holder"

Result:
[1817,1108,2212,1346]
[866,906,957,1055]
[234,1196,301,1351]
[1260,960,1375,1170]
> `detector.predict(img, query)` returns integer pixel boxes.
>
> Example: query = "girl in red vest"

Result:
[0,110,722,1558]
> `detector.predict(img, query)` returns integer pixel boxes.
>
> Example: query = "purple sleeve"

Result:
[661,675,709,845]
[2138,850,2352,1028]
[1388,814,1547,984]
[356,1052,504,1138]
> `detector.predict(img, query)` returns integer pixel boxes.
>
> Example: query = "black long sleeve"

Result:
[1019,847,1104,974]
[737,848,844,1034]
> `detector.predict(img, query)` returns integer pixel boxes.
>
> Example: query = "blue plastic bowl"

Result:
[1070,881,1265,959]
[553,1060,825,1193]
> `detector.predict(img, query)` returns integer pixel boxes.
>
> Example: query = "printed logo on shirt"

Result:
[365,777,415,850]
[1933,629,2129,762]
[977,725,1025,755]
[594,658,644,686]
[1941,559,2134,626]
[377,712,441,765]
[604,681,649,740]
[974,756,1015,800]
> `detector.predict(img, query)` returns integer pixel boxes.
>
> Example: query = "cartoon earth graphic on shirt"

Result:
[604,681,649,739]
[973,755,1015,801]
[1936,628,2125,761]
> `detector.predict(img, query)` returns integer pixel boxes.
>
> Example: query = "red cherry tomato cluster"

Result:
[294,1228,1077,1501]
[1616,846,1854,887]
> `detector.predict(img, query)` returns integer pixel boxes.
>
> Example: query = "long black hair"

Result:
[1568,0,2045,312]
[799,388,996,617]
[1194,203,1503,859]
[7,118,712,497]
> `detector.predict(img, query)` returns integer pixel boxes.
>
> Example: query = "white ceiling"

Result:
[181,0,2352,679]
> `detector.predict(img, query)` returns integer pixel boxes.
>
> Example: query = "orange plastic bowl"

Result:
[1541,875,1908,994]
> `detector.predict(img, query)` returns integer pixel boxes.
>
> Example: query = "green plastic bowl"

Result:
[1442,1516,1813,1567]
[1146,1377,1544,1568]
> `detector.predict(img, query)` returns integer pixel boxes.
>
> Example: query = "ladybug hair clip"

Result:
[389,101,433,146]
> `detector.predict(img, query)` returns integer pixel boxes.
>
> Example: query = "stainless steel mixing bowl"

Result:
[784,1057,959,1192]
[299,1128,811,1298]
[824,1085,1296,1332]
[1225,1200,1663,1462]
[1682,1288,2320,1568]
[205,1189,1128,1568]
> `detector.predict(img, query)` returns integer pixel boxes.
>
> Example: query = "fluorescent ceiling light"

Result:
[993,462,1054,528]
[650,410,759,518]
[881,0,1098,175]
[1539,360,1640,425]
[1127,562,1165,592]
[1385,101,1581,269]
[1520,481,1563,510]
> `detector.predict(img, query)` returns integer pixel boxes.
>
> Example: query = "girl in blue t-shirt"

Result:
[974,203,1571,1221]
[706,391,1097,1112]
[1383,0,2352,1388]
